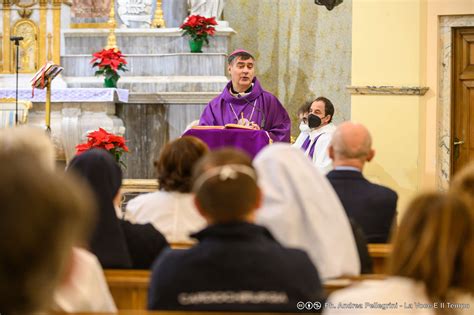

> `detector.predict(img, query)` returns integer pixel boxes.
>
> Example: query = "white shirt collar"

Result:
[334,166,361,172]
[309,123,336,139]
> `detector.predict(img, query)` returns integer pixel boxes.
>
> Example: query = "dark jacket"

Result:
[120,220,168,269]
[327,170,397,243]
[148,222,325,312]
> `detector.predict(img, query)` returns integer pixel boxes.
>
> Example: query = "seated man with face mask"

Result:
[297,96,336,174]
[292,101,311,147]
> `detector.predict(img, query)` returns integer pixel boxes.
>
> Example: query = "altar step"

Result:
[63,76,227,93]
[63,28,234,55]
[61,53,226,77]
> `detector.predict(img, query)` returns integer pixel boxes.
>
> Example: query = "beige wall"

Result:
[353,0,474,217]
[423,0,474,188]
[352,0,426,216]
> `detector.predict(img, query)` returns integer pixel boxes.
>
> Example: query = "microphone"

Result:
[10,36,24,41]
[237,94,266,129]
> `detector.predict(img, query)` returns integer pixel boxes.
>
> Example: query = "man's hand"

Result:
[250,122,260,130]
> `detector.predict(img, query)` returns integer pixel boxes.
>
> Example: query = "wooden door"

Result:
[452,28,474,175]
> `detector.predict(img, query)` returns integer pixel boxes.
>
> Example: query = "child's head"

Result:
[192,148,260,224]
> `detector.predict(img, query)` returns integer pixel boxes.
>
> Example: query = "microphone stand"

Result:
[10,36,23,126]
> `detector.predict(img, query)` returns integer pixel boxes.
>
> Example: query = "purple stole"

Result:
[301,133,325,159]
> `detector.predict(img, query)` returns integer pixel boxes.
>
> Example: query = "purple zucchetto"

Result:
[228,49,255,64]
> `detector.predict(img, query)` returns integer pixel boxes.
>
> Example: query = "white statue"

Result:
[188,0,225,19]
[117,0,154,28]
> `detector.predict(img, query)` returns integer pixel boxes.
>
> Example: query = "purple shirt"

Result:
[198,78,291,142]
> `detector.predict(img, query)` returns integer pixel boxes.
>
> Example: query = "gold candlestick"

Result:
[106,0,118,49]
[151,0,166,28]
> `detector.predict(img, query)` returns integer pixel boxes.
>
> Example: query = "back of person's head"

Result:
[0,155,93,315]
[68,148,122,204]
[228,49,255,65]
[192,148,259,223]
[313,96,335,123]
[330,122,374,164]
[0,126,56,171]
[389,192,474,301]
[155,136,209,193]
[450,162,474,203]
[67,149,132,268]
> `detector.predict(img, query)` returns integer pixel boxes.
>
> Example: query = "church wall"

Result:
[353,1,474,219]
[351,0,426,218]
[224,0,352,136]
[424,0,474,190]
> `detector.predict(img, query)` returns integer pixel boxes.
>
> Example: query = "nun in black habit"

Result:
[68,149,168,269]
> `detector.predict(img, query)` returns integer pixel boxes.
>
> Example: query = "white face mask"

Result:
[299,121,310,133]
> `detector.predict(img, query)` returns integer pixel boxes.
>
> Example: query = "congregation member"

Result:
[0,127,116,312]
[254,144,360,279]
[327,122,398,243]
[68,149,168,269]
[324,192,474,314]
[293,101,312,147]
[451,161,474,208]
[199,49,291,142]
[0,147,93,315]
[148,149,325,312]
[125,136,208,243]
[297,96,336,174]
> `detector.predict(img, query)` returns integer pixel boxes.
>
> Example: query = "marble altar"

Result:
[54,25,233,178]
[0,88,126,162]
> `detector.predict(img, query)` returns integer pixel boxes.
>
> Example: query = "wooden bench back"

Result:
[368,243,391,274]
[104,243,392,310]
[104,269,150,310]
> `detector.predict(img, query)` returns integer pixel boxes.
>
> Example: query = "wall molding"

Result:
[128,92,219,104]
[347,86,429,95]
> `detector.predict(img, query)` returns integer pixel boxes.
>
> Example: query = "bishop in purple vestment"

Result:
[199,50,291,142]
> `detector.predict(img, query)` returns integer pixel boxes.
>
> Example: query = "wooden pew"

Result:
[104,244,392,310]
[105,268,388,310]
[104,269,151,310]
[104,244,194,309]
[368,243,391,274]
[170,241,195,250]
[324,274,387,295]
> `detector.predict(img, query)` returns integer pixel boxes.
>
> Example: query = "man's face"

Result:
[310,100,331,128]
[299,111,309,124]
[228,57,255,92]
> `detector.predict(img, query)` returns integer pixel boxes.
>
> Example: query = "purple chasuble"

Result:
[198,78,291,142]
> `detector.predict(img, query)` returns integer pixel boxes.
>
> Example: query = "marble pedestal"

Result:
[61,27,234,93]
[118,92,218,179]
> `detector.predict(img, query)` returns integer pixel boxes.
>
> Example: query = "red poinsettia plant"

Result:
[179,15,218,44]
[90,48,127,83]
[76,128,129,166]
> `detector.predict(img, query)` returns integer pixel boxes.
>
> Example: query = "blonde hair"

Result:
[0,155,94,315]
[0,126,56,171]
[389,192,474,304]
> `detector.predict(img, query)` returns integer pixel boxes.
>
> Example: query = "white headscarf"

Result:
[254,143,360,279]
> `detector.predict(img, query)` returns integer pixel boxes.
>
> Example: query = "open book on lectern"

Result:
[31,62,63,89]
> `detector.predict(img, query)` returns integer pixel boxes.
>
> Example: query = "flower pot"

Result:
[189,39,204,53]
[103,77,118,88]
